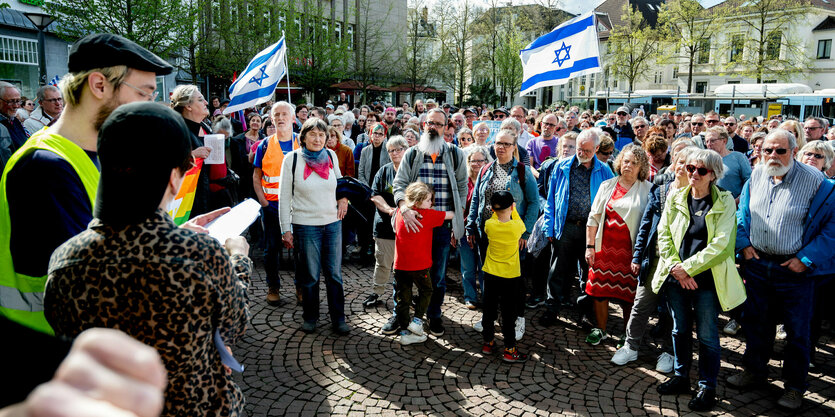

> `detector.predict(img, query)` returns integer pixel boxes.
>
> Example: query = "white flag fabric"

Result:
[225,36,287,114]
[519,12,601,97]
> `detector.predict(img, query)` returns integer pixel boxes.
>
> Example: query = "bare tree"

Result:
[435,0,477,105]
[605,2,661,92]
[402,1,436,104]
[352,0,396,104]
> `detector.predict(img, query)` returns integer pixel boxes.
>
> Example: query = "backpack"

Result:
[405,142,461,173]
[290,151,335,196]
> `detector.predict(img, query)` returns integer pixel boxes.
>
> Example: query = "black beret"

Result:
[68,33,173,75]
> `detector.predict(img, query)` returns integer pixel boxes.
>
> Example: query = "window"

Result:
[818,39,831,59]
[210,0,221,30]
[763,80,777,84]
[730,34,744,62]
[727,80,741,84]
[654,71,663,84]
[0,35,38,65]
[277,10,286,33]
[672,67,679,79]
[335,22,342,43]
[766,31,782,60]
[347,24,355,50]
[589,73,595,91]
[695,81,707,94]
[697,38,710,64]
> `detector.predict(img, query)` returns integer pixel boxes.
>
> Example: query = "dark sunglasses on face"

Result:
[597,150,613,156]
[691,122,704,126]
[685,164,713,176]
[804,151,825,159]
[617,112,627,116]
[762,147,788,155]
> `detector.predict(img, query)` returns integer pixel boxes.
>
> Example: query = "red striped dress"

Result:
[586,182,639,303]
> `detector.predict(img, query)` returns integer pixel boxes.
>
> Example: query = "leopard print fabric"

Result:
[45,208,252,417]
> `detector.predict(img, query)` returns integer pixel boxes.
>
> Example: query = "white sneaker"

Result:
[656,352,674,373]
[400,330,427,345]
[515,317,525,341]
[407,317,424,336]
[474,320,483,333]
[776,324,787,340]
[611,345,638,365]
[723,319,742,335]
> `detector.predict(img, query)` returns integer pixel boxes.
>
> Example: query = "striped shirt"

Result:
[749,161,824,255]
[418,148,451,212]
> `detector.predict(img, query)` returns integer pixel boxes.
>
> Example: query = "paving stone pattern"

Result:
[234,257,835,416]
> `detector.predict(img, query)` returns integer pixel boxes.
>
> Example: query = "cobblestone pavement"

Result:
[234,256,835,416]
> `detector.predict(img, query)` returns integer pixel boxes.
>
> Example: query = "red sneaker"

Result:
[482,340,495,354]
[502,347,529,363]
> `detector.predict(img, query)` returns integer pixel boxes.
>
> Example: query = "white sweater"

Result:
[278,148,342,233]
[586,177,652,252]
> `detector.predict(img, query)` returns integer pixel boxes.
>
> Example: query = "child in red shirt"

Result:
[393,182,453,345]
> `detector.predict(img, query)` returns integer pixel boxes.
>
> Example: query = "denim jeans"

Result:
[665,282,721,390]
[458,236,482,304]
[546,222,590,314]
[293,221,345,324]
[261,206,281,289]
[426,225,452,320]
[741,257,814,393]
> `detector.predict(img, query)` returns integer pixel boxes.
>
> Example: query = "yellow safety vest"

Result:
[0,131,99,334]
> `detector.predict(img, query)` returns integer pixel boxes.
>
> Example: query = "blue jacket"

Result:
[466,157,539,239]
[544,155,614,239]
[736,178,835,277]
[631,182,671,285]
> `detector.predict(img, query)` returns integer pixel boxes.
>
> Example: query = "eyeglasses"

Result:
[633,124,647,129]
[805,126,823,130]
[494,141,514,148]
[576,147,595,154]
[691,122,704,126]
[387,147,406,154]
[460,136,474,142]
[0,98,22,105]
[494,114,507,120]
[122,81,159,101]
[685,165,713,176]
[371,131,385,136]
[804,151,825,159]
[607,118,615,121]
[43,98,63,104]
[705,119,720,124]
[616,112,627,116]
[425,121,445,128]
[541,122,557,128]
[762,147,788,155]
[470,158,487,164]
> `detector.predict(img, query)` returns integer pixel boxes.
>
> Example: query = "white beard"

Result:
[765,159,791,177]
[418,130,444,155]
[577,154,592,164]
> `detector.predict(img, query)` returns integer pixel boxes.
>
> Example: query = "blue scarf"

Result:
[301,147,332,180]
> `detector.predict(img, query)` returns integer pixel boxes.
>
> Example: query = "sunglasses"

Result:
[691,122,704,126]
[762,147,788,155]
[685,165,713,176]
[804,151,825,159]
[617,112,627,116]
[597,150,613,156]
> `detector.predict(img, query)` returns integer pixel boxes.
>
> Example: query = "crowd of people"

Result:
[1,32,835,416]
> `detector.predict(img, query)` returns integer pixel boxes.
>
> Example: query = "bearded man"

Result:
[381,108,467,337]
[730,128,835,410]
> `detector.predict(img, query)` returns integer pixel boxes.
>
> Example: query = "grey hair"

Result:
[466,145,493,163]
[342,110,355,126]
[402,128,418,140]
[212,117,233,138]
[750,131,767,145]
[426,108,447,124]
[500,118,521,134]
[705,126,729,142]
[495,128,518,144]
[327,114,343,125]
[0,81,16,99]
[576,127,601,147]
[672,145,698,165]
[766,128,798,150]
[458,127,473,138]
[805,116,828,129]
[797,140,835,171]
[36,85,60,102]
[631,116,648,126]
[271,100,295,115]
[386,135,408,151]
[687,148,725,181]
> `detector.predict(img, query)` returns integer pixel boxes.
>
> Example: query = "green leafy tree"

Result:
[494,13,527,105]
[720,0,810,83]
[605,2,661,92]
[402,2,436,104]
[45,0,192,60]
[658,0,722,93]
[466,78,499,107]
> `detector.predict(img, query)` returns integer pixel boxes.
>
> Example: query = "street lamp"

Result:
[23,12,55,86]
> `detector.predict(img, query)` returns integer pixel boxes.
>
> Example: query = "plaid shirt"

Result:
[418,148,452,212]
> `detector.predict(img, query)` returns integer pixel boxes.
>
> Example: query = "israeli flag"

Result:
[225,35,287,114]
[519,12,601,97]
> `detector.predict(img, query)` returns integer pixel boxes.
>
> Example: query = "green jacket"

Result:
[650,184,746,311]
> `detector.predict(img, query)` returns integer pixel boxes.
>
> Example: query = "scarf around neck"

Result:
[301,146,332,180]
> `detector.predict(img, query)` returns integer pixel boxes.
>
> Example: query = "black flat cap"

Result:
[69,33,173,75]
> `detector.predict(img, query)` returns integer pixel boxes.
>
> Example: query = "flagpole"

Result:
[283,32,291,103]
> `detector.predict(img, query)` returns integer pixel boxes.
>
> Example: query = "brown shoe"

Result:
[266,287,281,306]
[296,287,303,305]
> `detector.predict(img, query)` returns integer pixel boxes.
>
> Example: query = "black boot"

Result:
[656,376,691,395]
[688,387,716,411]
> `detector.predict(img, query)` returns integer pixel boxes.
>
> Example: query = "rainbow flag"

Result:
[167,158,203,225]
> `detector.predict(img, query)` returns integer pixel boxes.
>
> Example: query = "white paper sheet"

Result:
[205,198,262,243]
[203,134,226,164]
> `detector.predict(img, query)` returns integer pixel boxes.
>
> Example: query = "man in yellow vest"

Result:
[252,101,299,306]
[0,33,174,406]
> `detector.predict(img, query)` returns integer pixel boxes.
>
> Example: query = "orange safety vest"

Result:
[260,133,299,201]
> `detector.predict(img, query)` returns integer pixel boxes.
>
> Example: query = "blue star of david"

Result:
[552,42,571,67]
[249,64,269,86]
